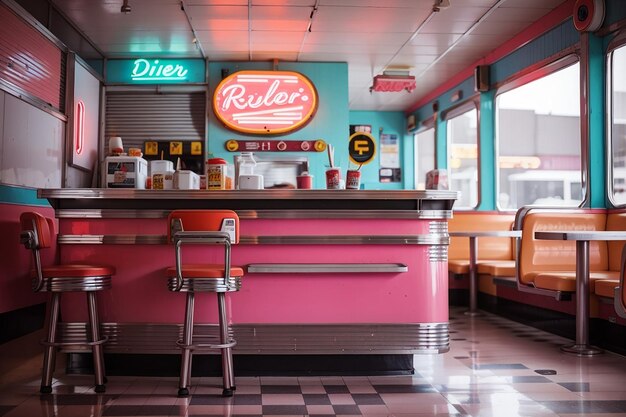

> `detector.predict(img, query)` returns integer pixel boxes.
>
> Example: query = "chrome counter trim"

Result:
[57,234,449,245]
[247,263,408,274]
[39,188,459,201]
[428,246,448,262]
[55,210,170,219]
[55,209,454,220]
[58,235,168,244]
[58,322,449,355]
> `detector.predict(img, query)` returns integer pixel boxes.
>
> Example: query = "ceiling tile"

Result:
[410,33,462,47]
[501,0,566,8]
[252,0,316,5]
[313,5,431,33]
[487,6,551,22]
[250,5,311,31]
[186,5,249,30]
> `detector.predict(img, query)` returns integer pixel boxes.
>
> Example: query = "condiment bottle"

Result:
[206,158,227,190]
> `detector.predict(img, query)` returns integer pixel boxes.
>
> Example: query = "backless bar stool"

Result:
[20,212,114,393]
[166,210,243,397]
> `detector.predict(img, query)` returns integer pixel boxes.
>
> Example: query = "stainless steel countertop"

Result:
[39,188,459,200]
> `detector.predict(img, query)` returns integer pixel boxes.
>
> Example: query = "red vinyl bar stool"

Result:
[19,212,114,394]
[166,210,243,397]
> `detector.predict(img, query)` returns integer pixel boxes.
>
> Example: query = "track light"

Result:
[121,0,131,14]
[432,0,450,12]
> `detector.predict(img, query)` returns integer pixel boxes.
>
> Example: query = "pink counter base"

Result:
[58,218,448,325]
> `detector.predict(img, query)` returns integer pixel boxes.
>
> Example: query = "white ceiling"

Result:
[50,0,568,111]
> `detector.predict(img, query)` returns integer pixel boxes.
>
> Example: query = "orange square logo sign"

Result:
[170,141,183,155]
[145,141,158,156]
[191,141,202,155]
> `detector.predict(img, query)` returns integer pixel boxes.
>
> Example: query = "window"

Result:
[495,61,582,210]
[609,43,626,205]
[414,126,435,189]
[447,105,478,208]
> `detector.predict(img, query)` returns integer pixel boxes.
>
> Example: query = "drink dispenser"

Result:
[237,152,264,190]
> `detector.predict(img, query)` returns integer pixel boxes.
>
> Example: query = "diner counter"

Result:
[40,188,457,213]
[40,188,456,366]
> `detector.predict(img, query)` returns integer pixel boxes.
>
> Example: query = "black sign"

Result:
[348,132,376,165]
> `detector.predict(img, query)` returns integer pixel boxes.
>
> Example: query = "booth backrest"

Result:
[448,212,515,261]
[605,212,626,272]
[518,211,608,285]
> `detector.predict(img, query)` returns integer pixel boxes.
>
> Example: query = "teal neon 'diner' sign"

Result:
[106,59,205,84]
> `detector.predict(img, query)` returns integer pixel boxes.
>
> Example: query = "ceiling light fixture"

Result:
[432,0,450,12]
[120,0,131,14]
[370,70,416,93]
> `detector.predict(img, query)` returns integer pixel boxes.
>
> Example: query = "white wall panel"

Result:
[1,94,63,188]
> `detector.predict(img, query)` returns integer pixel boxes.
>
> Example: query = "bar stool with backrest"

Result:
[19,212,114,393]
[166,209,243,397]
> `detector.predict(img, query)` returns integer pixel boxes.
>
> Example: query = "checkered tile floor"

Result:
[1,308,626,416]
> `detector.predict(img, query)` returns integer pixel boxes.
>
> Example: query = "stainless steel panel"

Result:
[58,322,449,355]
[247,263,408,274]
[57,234,448,245]
[55,209,453,220]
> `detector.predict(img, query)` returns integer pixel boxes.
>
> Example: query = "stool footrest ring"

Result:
[176,339,237,350]
[41,335,108,347]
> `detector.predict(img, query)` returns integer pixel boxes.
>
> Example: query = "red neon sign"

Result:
[213,70,318,135]
[74,100,85,155]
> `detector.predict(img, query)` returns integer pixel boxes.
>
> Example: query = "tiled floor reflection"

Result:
[1,308,626,416]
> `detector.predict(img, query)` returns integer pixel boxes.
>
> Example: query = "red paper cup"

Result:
[297,174,313,189]
[346,170,361,189]
[325,168,341,189]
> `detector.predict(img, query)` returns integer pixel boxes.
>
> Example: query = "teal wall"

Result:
[0,184,48,206]
[207,61,349,190]
[348,111,412,190]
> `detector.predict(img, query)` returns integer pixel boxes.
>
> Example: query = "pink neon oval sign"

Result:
[213,70,318,135]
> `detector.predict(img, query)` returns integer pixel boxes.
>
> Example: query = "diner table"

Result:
[534,230,626,356]
[449,230,521,316]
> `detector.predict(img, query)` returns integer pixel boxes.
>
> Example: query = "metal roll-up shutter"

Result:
[105,91,206,150]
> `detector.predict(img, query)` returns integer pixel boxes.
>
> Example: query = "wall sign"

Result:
[213,70,318,135]
[225,139,326,152]
[348,132,376,166]
[106,59,206,84]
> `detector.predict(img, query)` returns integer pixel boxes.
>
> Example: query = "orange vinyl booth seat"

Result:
[516,209,626,302]
[165,209,244,398]
[448,212,516,277]
[19,212,115,394]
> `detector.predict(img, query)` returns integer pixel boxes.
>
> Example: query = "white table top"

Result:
[449,230,522,238]
[535,230,626,241]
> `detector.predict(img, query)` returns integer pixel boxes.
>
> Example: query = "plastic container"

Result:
[296,172,313,189]
[152,171,175,189]
[206,158,228,190]
[346,170,361,189]
[325,168,342,189]
[239,152,257,176]
[174,170,200,190]
[102,156,148,189]
[150,160,174,176]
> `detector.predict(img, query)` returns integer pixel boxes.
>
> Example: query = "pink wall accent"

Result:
[0,4,63,110]
[406,0,576,114]
[57,217,448,325]
[0,203,54,314]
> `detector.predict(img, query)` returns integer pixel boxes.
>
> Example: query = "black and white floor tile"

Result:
[1,308,625,416]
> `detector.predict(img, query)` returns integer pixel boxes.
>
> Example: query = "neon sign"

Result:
[131,59,188,81]
[106,59,205,84]
[74,100,85,155]
[213,70,318,135]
